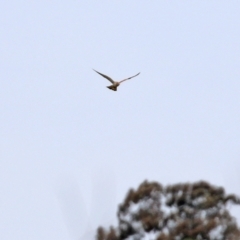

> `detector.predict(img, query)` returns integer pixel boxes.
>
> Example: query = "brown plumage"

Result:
[93,69,140,91]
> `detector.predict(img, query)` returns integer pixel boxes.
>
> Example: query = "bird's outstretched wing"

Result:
[119,72,140,84]
[93,69,114,84]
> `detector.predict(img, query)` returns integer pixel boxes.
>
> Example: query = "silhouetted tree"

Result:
[96,180,240,240]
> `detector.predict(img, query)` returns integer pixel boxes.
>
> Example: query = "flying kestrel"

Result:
[93,69,140,91]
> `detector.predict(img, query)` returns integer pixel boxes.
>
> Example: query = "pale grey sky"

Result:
[0,1,240,240]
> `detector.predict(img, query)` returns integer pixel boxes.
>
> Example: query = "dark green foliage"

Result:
[96,180,240,240]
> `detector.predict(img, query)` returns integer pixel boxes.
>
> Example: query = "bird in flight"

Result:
[93,69,140,91]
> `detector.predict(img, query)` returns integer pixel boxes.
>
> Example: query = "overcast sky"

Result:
[0,1,240,240]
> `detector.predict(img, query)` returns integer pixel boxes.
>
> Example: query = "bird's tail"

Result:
[107,86,117,91]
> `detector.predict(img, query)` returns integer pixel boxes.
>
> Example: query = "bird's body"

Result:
[93,69,140,91]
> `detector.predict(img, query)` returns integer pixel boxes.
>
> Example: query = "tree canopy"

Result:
[96,180,240,240]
